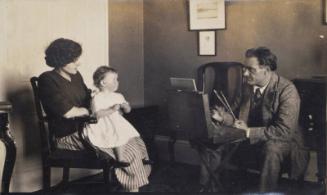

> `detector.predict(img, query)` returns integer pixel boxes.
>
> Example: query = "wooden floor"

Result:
[33,161,325,194]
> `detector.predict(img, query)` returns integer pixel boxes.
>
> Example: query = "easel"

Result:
[168,90,246,191]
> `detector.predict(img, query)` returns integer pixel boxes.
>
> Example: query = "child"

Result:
[85,66,140,165]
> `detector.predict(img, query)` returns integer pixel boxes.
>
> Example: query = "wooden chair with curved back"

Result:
[197,61,244,108]
[30,76,123,191]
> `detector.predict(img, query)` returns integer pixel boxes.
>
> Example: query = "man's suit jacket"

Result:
[223,72,304,146]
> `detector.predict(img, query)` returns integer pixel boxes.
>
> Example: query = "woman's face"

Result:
[61,58,81,75]
[101,72,119,92]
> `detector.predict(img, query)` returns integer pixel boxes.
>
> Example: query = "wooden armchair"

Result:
[30,77,122,191]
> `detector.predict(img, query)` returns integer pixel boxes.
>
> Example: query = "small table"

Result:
[167,90,247,191]
[0,102,16,194]
[124,105,159,162]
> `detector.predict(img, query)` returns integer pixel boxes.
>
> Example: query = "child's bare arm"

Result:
[120,102,131,113]
[94,104,120,118]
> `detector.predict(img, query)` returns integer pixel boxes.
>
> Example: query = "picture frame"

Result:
[324,0,327,24]
[189,0,225,30]
[198,31,216,56]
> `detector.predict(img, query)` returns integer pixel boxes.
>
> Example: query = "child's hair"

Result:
[93,65,117,89]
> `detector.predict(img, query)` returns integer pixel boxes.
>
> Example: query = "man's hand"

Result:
[211,106,224,122]
[234,120,250,138]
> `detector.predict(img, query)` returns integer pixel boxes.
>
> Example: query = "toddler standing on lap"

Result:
[85,66,140,165]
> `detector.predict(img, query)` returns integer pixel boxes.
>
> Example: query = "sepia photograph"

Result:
[0,0,326,194]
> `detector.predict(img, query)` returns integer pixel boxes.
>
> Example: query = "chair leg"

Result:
[62,167,70,183]
[168,136,176,163]
[103,165,114,192]
[103,166,110,184]
[43,166,51,191]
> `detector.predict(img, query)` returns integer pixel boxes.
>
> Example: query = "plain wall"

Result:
[144,0,327,133]
[0,0,108,192]
[109,0,144,107]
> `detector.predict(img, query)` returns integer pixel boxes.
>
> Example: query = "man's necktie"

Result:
[249,88,264,127]
[253,88,262,104]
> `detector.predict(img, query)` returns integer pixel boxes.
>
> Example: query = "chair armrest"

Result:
[43,116,97,124]
[72,116,97,124]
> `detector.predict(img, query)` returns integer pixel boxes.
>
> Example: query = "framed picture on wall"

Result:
[189,0,225,30]
[324,0,327,24]
[198,31,216,56]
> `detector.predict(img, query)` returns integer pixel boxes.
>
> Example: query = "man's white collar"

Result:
[253,81,269,94]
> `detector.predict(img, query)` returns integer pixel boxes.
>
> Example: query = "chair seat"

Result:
[46,149,110,169]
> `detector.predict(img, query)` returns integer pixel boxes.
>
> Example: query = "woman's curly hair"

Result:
[245,47,277,71]
[93,66,117,89]
[44,38,82,68]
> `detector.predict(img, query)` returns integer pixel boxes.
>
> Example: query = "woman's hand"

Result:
[93,104,120,119]
[120,102,131,113]
[91,89,99,97]
[63,107,89,118]
[112,104,121,111]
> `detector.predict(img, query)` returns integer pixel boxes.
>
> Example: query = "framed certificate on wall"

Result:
[189,0,225,30]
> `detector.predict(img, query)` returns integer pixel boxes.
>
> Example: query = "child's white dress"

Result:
[85,91,140,148]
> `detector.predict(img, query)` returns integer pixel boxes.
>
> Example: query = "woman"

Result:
[38,38,151,192]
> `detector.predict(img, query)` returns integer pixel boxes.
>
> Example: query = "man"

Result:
[209,47,309,192]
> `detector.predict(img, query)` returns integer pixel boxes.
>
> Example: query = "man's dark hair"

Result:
[44,38,82,68]
[245,47,277,71]
[93,66,117,89]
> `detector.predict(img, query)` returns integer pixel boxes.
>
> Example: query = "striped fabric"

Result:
[56,131,85,150]
[56,132,151,190]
